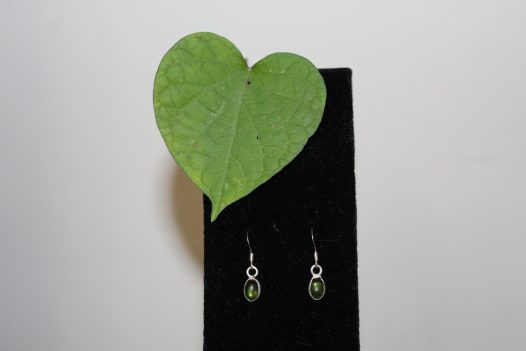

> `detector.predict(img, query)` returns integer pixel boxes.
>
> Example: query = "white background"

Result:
[1,0,525,350]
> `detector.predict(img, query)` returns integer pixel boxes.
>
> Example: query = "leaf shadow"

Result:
[171,166,204,269]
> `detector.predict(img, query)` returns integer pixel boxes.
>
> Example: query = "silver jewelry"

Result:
[244,232,261,302]
[308,229,326,300]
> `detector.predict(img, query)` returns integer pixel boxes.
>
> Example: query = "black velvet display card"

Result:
[203,68,358,351]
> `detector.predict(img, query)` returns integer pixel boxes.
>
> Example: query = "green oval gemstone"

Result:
[309,277,325,300]
[244,279,260,302]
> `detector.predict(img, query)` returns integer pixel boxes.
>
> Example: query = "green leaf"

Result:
[153,32,326,221]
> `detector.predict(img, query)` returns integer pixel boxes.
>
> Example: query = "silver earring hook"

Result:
[246,231,254,266]
[311,228,319,265]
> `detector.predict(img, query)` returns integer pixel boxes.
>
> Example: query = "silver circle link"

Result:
[246,265,259,278]
[310,264,323,277]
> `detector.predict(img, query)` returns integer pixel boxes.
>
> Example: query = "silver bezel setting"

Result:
[244,264,260,302]
[308,264,325,300]
[244,277,261,302]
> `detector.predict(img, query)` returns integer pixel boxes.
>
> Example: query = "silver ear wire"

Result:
[311,228,319,265]
[247,231,254,266]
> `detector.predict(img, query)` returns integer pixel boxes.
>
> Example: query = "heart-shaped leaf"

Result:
[153,32,326,221]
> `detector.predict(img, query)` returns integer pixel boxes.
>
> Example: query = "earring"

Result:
[244,231,261,302]
[309,229,326,300]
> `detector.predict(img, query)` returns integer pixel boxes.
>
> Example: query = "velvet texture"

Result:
[203,68,358,351]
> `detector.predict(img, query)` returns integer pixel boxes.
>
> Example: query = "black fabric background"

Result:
[203,68,358,351]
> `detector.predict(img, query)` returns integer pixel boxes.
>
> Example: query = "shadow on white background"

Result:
[170,167,204,269]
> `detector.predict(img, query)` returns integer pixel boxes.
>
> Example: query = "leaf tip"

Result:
[210,201,223,222]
